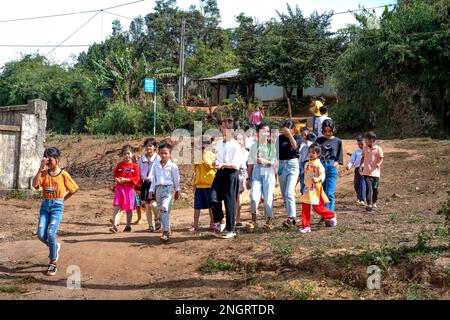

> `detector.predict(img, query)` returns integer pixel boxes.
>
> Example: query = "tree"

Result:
[335,0,450,137]
[234,13,267,103]
[261,5,344,117]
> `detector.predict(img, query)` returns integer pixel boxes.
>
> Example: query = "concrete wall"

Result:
[0,100,47,190]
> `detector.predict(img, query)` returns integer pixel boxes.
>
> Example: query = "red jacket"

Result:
[113,162,140,188]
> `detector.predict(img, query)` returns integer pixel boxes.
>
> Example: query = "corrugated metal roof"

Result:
[199,68,240,81]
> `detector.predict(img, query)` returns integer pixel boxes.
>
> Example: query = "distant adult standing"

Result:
[250,105,264,127]
[315,119,343,212]
[209,118,243,239]
[315,106,331,138]
[308,97,323,135]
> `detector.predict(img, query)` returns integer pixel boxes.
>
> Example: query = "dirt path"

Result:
[0,138,448,300]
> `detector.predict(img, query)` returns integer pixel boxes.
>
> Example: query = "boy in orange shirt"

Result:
[32,147,79,276]
[359,131,384,212]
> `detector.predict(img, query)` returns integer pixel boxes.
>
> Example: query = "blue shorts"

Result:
[194,188,211,210]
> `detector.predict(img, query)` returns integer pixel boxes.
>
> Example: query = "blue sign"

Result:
[144,78,156,93]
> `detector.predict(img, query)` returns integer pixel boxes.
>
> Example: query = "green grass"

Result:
[0,286,27,294]
[390,212,398,222]
[433,226,449,237]
[336,225,350,233]
[7,190,29,200]
[405,284,436,300]
[311,248,325,257]
[200,258,239,274]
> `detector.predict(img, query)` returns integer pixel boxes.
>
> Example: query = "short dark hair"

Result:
[319,106,327,114]
[308,143,321,155]
[356,135,363,142]
[44,147,61,158]
[144,137,157,147]
[321,119,336,134]
[365,131,377,141]
[120,144,134,155]
[281,119,295,129]
[300,127,309,134]
[158,143,173,151]
[221,118,235,130]
[306,132,317,142]
[256,122,270,132]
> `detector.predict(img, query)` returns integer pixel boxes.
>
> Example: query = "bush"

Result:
[90,101,143,134]
[330,103,369,134]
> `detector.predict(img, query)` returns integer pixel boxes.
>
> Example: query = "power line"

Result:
[0,0,144,23]
[103,10,134,20]
[0,44,91,47]
[45,11,101,57]
[332,3,397,15]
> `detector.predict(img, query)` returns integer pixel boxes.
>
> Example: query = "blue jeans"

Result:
[250,165,276,218]
[321,160,338,211]
[299,161,307,194]
[278,159,299,218]
[37,199,64,261]
[354,167,366,202]
[312,116,318,135]
[155,185,173,232]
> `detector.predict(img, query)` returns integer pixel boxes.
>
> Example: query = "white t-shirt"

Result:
[316,115,331,137]
[215,138,244,171]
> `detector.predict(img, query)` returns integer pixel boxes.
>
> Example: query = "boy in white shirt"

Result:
[149,143,180,242]
[315,106,331,138]
[345,136,366,206]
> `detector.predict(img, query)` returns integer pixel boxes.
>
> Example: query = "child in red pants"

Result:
[299,143,337,233]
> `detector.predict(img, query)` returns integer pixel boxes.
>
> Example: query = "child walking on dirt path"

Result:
[246,122,277,231]
[299,144,337,233]
[360,132,384,212]
[138,138,161,232]
[189,136,216,232]
[346,136,366,206]
[32,147,79,276]
[235,132,249,227]
[149,143,180,242]
[110,145,140,234]
[210,118,243,239]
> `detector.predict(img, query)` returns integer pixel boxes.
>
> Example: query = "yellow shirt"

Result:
[294,122,306,135]
[193,150,217,188]
[310,100,323,117]
[300,159,329,205]
[36,169,79,199]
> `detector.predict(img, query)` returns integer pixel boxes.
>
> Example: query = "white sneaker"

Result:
[221,231,236,239]
[328,216,337,227]
[373,203,378,209]
[298,227,311,233]
[215,223,226,233]
[55,242,61,262]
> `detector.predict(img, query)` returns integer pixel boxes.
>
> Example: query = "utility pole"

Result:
[178,17,186,106]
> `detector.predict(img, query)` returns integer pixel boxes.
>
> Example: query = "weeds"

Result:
[405,284,436,300]
[433,227,449,237]
[0,286,27,294]
[390,213,398,222]
[336,225,350,233]
[200,258,238,274]
[311,248,325,257]
[7,190,29,200]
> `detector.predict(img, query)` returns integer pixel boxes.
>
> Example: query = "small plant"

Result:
[291,284,314,300]
[32,190,43,200]
[405,284,436,300]
[434,227,449,237]
[7,190,29,200]
[437,199,450,224]
[390,213,398,222]
[336,225,350,233]
[272,245,293,255]
[311,248,325,257]
[200,258,238,274]
[0,286,27,294]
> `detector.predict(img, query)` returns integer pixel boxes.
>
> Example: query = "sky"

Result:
[0,0,395,69]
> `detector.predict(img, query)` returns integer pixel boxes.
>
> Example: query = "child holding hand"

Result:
[299,143,337,233]
[110,145,140,233]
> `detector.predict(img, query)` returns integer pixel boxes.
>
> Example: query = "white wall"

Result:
[255,84,284,101]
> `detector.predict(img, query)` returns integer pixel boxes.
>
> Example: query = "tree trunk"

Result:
[286,87,293,119]
[246,82,254,105]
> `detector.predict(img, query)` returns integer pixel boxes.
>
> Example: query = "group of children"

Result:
[33,115,383,275]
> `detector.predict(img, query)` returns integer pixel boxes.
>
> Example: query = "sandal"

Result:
[148,226,155,232]
[188,225,199,232]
